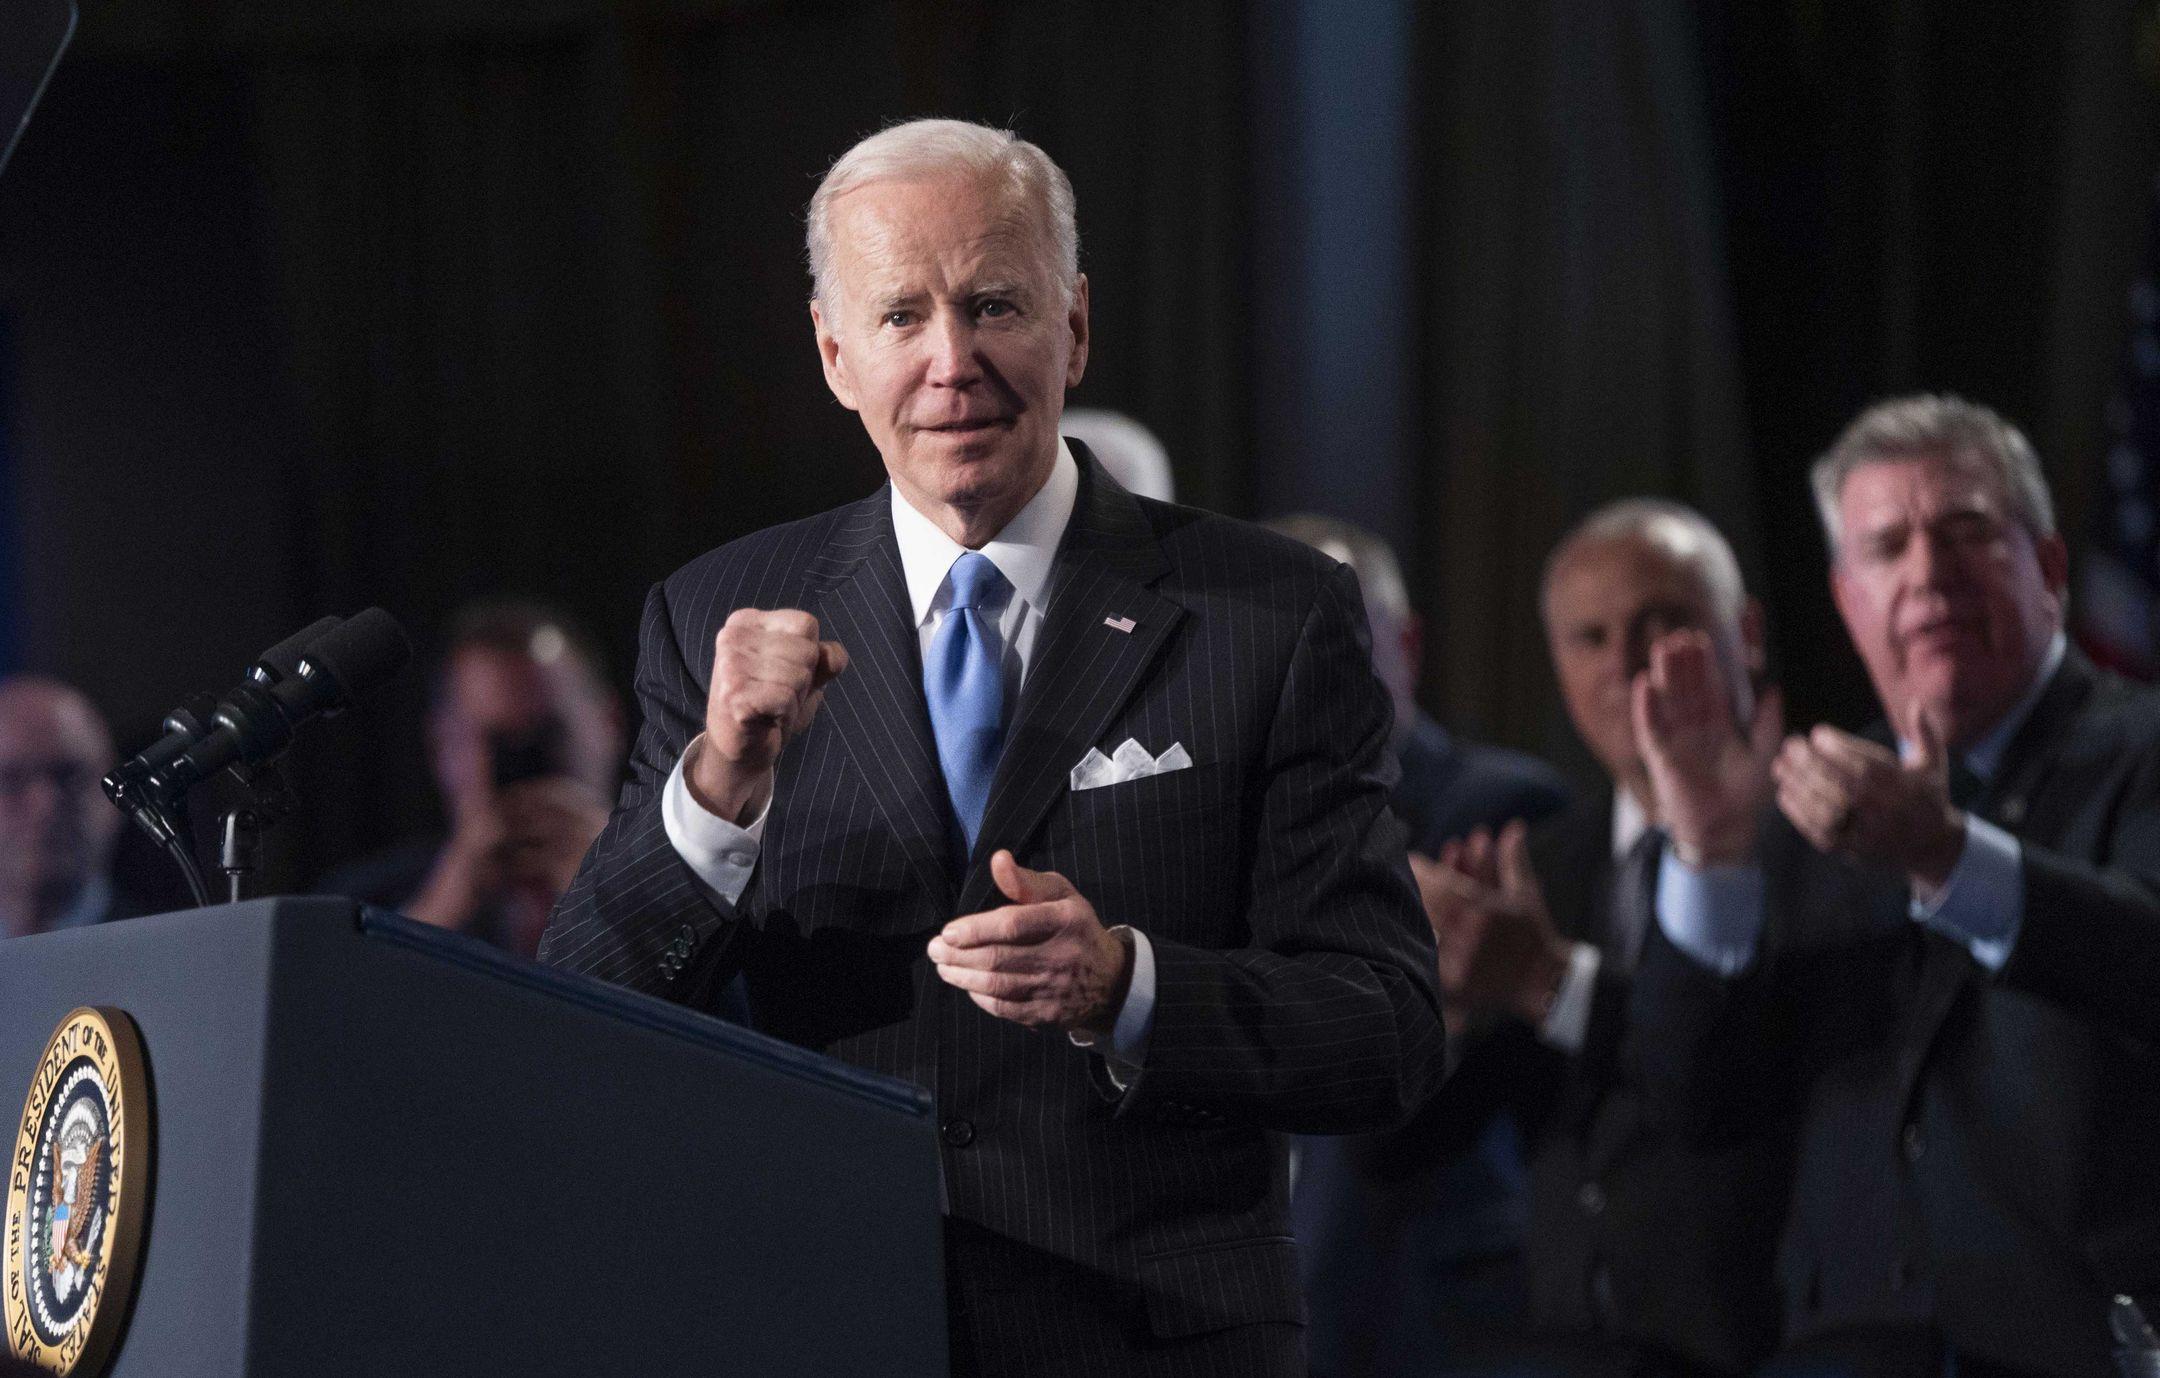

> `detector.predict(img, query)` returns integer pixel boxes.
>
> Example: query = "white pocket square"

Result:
[1070,739,1192,791]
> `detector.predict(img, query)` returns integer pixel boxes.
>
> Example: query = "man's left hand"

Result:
[929,851,1134,1034]
[1773,702,1965,892]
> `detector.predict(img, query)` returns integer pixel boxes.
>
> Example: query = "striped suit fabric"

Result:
[539,451,1448,1375]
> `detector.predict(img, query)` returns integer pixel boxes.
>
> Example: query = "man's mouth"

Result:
[920,416,1014,436]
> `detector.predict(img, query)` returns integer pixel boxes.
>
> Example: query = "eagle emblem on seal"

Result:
[44,1111,107,1296]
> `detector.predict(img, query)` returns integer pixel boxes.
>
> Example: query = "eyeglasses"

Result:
[0,761,96,800]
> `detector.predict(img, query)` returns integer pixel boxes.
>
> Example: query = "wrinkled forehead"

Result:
[827,174,1056,296]
[1544,534,1721,626]
[1837,451,2009,530]
[0,694,110,766]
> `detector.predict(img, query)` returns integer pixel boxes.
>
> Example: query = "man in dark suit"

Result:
[538,118,1446,1377]
[0,677,158,938]
[1396,501,1792,1375]
[1632,395,2160,1376]
[1268,512,1573,1376]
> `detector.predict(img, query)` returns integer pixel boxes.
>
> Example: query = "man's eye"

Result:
[977,299,1014,319]
[883,310,916,328]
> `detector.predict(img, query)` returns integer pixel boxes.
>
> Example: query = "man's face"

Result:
[432,646,619,806]
[1829,455,2067,748]
[0,687,119,916]
[1544,536,1737,786]
[811,172,1089,539]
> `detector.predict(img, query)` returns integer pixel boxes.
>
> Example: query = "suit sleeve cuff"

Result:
[1069,926,1155,1088]
[661,735,766,907]
[1535,942,1601,1053]
[1912,815,2023,972]
[1656,845,1764,976]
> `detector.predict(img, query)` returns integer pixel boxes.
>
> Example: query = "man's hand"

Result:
[1632,629,1782,866]
[928,851,1133,1034]
[1419,821,1572,1027]
[1773,700,1965,892]
[690,608,848,824]
[497,776,611,897]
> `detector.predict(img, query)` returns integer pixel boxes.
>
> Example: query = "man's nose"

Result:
[923,311,982,386]
[1903,527,1956,589]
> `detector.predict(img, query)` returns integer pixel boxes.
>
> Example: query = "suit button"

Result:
[941,1117,976,1148]
[1902,1122,1925,1163]
[1577,1182,1606,1216]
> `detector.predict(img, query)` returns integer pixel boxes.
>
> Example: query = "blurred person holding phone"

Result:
[321,600,622,957]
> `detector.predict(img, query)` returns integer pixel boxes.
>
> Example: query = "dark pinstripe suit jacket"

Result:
[538,453,1447,1365]
[1634,651,2160,1377]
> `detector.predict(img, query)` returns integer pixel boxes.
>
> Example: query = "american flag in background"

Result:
[2077,173,2160,680]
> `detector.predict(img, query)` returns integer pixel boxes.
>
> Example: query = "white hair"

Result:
[1061,408,1175,501]
[1262,514,1412,623]
[1543,498,1748,631]
[805,118,1079,309]
[1811,393,2055,558]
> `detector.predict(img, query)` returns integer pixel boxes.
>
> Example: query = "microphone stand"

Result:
[217,762,294,904]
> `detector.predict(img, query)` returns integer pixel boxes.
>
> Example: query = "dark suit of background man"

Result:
[1631,395,2160,1377]
[1267,513,1573,1378]
[538,118,1447,1378]
[1403,501,1791,1376]
[0,677,147,939]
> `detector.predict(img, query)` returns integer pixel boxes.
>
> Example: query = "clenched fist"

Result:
[688,608,848,823]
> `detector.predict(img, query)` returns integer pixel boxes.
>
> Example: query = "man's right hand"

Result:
[1418,821,1574,1028]
[1631,629,1781,866]
[689,608,849,824]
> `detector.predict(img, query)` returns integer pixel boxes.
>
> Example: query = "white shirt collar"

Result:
[1611,787,1652,861]
[890,438,1078,626]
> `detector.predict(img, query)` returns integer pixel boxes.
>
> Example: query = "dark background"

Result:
[0,0,2154,896]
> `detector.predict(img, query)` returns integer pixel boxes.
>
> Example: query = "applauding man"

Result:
[1633,395,2160,1377]
[1389,500,1790,1374]
[539,119,1443,1377]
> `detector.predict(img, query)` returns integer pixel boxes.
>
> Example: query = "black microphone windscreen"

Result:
[254,615,344,680]
[299,607,412,705]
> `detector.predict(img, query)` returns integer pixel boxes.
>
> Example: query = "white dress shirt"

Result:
[659,441,1160,1071]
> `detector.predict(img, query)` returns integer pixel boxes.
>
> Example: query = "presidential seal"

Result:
[5,1009,150,1377]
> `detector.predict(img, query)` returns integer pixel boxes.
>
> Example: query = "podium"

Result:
[0,900,949,1377]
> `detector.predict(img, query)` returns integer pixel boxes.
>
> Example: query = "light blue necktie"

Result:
[925,551,1010,854]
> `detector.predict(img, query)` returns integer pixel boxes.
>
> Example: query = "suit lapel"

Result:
[956,454,1185,915]
[805,488,957,911]
[1971,649,2097,831]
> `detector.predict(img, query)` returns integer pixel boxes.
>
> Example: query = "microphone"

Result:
[146,609,412,800]
[112,615,344,790]
[105,609,412,810]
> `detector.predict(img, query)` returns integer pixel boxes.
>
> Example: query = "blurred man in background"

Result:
[1274,514,1571,1377]
[1403,500,1792,1375]
[0,676,140,938]
[323,600,622,957]
[1633,396,2160,1376]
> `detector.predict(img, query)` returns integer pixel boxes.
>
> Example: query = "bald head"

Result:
[0,677,123,938]
[1540,502,1761,798]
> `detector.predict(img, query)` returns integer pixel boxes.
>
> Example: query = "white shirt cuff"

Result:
[1536,942,1601,1053]
[1655,846,1765,976]
[1911,815,2023,972]
[1069,926,1155,1087]
[660,735,767,908]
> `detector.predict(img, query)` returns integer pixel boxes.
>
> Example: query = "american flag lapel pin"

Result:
[1103,615,1137,634]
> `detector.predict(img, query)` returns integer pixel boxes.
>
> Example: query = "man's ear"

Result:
[1740,596,1767,679]
[811,299,860,412]
[2036,530,2070,599]
[1064,274,1090,390]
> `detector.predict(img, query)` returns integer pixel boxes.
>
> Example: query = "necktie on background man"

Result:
[1608,826,1667,973]
[925,551,1010,856]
